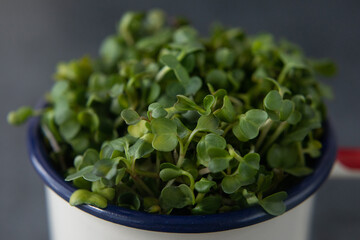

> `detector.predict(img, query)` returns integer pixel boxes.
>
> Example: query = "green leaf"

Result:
[194,178,217,193]
[78,109,99,131]
[50,81,69,100]
[267,144,298,169]
[55,57,92,83]
[206,69,228,89]
[282,125,319,144]
[174,64,191,84]
[68,133,90,154]
[160,54,179,68]
[65,166,94,181]
[160,54,190,84]
[128,120,149,138]
[79,149,100,169]
[259,192,287,216]
[279,100,294,121]
[91,181,115,201]
[310,59,337,77]
[145,9,165,31]
[237,153,260,183]
[256,172,274,192]
[208,148,233,173]
[151,118,178,152]
[160,184,195,209]
[244,109,269,126]
[221,153,260,194]
[99,145,118,160]
[214,95,236,122]
[82,171,101,182]
[118,12,143,45]
[264,89,295,122]
[228,69,244,90]
[174,95,207,114]
[93,159,119,180]
[233,109,268,141]
[87,73,112,100]
[174,118,191,139]
[115,168,126,185]
[59,118,81,141]
[69,189,107,208]
[148,103,167,118]
[72,176,91,190]
[159,162,179,170]
[287,110,302,125]
[170,41,204,54]
[264,78,291,97]
[304,140,322,158]
[203,95,215,115]
[121,109,140,125]
[118,192,141,210]
[185,76,202,95]
[195,114,222,134]
[136,29,172,53]
[7,106,34,125]
[54,100,74,125]
[129,138,154,160]
[159,168,183,181]
[173,26,198,44]
[183,41,204,54]
[165,81,185,98]
[99,36,122,66]
[221,175,244,194]
[147,83,161,103]
[284,167,313,177]
[192,195,222,215]
[197,133,227,167]
[215,48,235,68]
[264,90,282,111]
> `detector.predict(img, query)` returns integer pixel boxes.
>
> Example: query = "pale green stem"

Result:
[177,130,198,168]
[126,169,154,197]
[198,167,210,175]
[181,171,195,190]
[195,193,205,203]
[277,65,289,85]
[155,66,171,82]
[296,142,305,166]
[165,179,175,188]
[255,119,273,151]
[261,122,289,154]
[41,124,65,171]
[227,144,243,162]
[155,51,186,82]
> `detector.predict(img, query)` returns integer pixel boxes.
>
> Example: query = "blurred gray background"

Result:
[1,0,359,239]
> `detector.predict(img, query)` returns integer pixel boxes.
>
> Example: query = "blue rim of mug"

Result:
[27,115,337,233]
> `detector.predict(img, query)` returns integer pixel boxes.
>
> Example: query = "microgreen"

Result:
[8,9,335,217]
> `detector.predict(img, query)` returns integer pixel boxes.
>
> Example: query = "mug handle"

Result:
[331,148,360,178]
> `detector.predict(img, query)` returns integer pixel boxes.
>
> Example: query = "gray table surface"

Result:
[1,0,359,239]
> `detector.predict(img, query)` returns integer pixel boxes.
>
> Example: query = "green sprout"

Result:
[8,9,336,216]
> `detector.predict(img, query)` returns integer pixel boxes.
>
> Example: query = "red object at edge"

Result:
[337,148,360,169]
